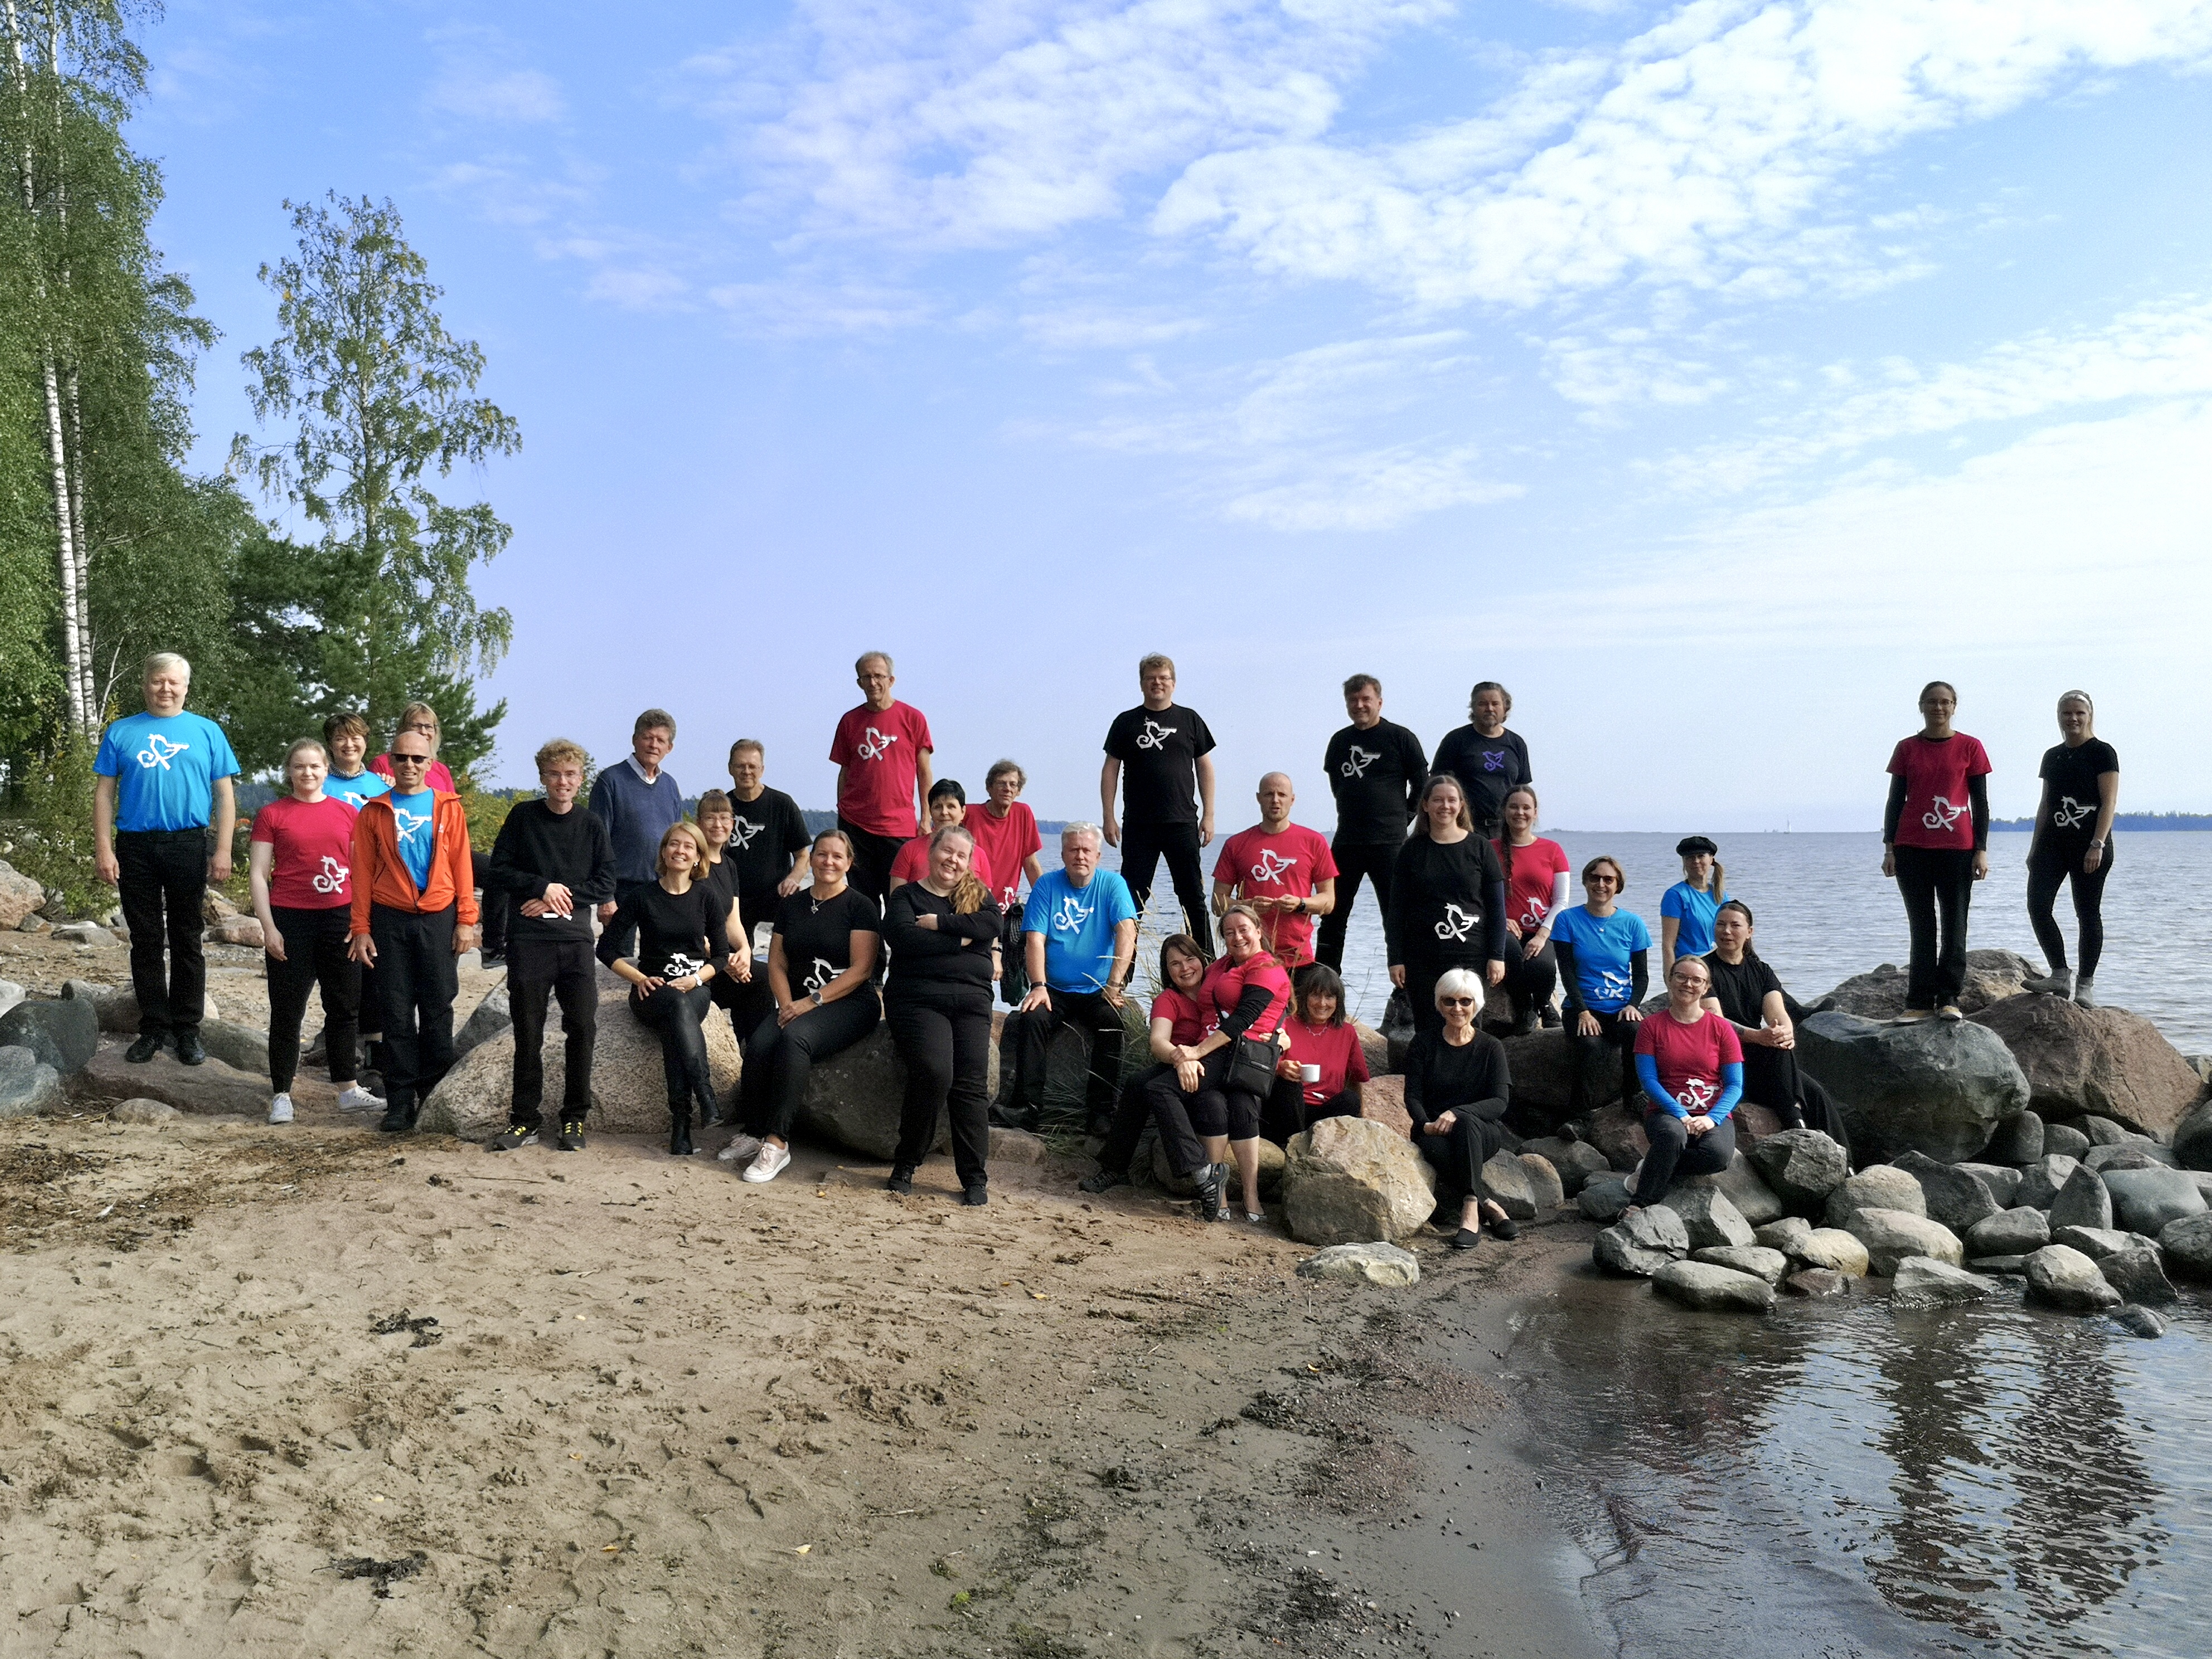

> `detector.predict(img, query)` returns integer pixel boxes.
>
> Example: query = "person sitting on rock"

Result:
[605,821,731,1158]
[1081,934,1216,1197]
[1264,964,1367,1145]
[1402,968,1517,1251]
[1626,955,1743,1211]
[1004,823,1139,1136]
[1550,855,1650,1128]
[1698,900,1850,1156]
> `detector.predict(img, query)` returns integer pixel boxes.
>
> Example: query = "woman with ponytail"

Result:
[1491,785,1569,1034]
[1660,836,1727,976]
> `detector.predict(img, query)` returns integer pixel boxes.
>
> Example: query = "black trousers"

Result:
[1632,1110,1736,1206]
[741,990,881,1141]
[1315,841,1397,972]
[1262,1078,1359,1147]
[1740,1045,1852,1157]
[1497,941,1558,1027]
[997,908,1031,1006]
[266,905,358,1092]
[1414,1102,1508,1205]
[370,904,459,1115]
[840,819,904,914]
[1118,819,1214,955]
[1152,1047,1262,1141]
[117,827,208,1040]
[595,878,656,967]
[2026,839,2112,980]
[1098,1062,1209,1178]
[1894,844,1976,1010]
[507,935,598,1126]
[631,981,717,1123]
[469,851,507,956]
[1567,1008,1641,1117]
[887,992,993,1185]
[1013,988,1127,1120]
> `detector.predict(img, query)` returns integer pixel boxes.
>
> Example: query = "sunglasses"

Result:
[1440,996,1478,1007]
[390,753,432,766]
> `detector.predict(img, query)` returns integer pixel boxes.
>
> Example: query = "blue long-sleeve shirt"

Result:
[588,757,685,885]
[1636,1053,1744,1122]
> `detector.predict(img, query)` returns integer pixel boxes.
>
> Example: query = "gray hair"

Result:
[143,651,191,684]
[1433,967,1485,1013]
[1060,821,1104,848]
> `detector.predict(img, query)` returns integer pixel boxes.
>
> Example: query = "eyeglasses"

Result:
[1440,996,1478,1007]
[390,753,431,767]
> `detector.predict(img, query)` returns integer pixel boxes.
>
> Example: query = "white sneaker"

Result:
[268,1093,294,1125]
[336,1084,386,1113]
[717,1133,764,1165]
[741,1143,792,1184]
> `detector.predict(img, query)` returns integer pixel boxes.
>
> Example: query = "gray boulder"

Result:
[1577,1173,1632,1223]
[2084,1146,2174,1173]
[0,1045,62,1119]
[1823,1165,1928,1228]
[1890,1151,2000,1231]
[1679,1155,1784,1226]
[1984,1111,2044,1165]
[1797,1011,2027,1163]
[0,979,21,1019]
[1594,1206,1690,1277]
[1282,1117,1437,1246]
[53,920,118,947]
[803,1025,995,1161]
[1785,1268,1851,1298]
[2023,1244,2121,1312]
[0,997,99,1076]
[1690,1245,1789,1284]
[2046,1164,2113,1232]
[1956,1162,2024,1207]
[61,977,216,1031]
[1970,996,2204,1139]
[2096,1246,2177,1307]
[1498,1027,1576,1114]
[2016,1154,2082,1210]
[1670,1186,1756,1250]
[1969,1255,2030,1275]
[1891,1257,2001,1311]
[1794,1226,1872,1277]
[1745,1127,1851,1212]
[196,1018,270,1079]
[1846,1208,1963,1276]
[2041,1121,2092,1160]
[2173,1098,2212,1171]
[1477,1150,1539,1221]
[2112,1305,2167,1338]
[2078,1114,2133,1146]
[2049,1225,2149,1260]
[1517,1152,1566,1214]
[72,1044,266,1117]
[2155,1214,2212,1282]
[1965,1207,2050,1258]
[1519,1136,1609,1197]
[1818,950,2034,1021]
[989,1126,1049,1165]
[1755,1216,1815,1257]
[2101,1168,2207,1235]
[2193,1171,2212,1209]
[0,858,43,930]
[1296,1242,1419,1288]
[452,982,512,1063]
[1653,1260,1774,1313]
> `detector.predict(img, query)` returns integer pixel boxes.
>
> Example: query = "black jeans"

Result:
[840,819,904,914]
[469,851,507,956]
[117,828,208,1040]
[1414,1102,1508,1205]
[740,990,881,1141]
[1098,1063,1209,1178]
[1567,1008,1641,1117]
[1118,820,1213,955]
[1632,1110,1737,1206]
[507,935,598,1127]
[631,981,717,1124]
[1740,1045,1851,1157]
[1013,987,1127,1121]
[1894,844,1977,1010]
[1262,1078,1359,1146]
[887,992,994,1185]
[1497,940,1558,1027]
[1315,841,1397,973]
[266,905,358,1092]
[2026,838,2112,980]
[370,904,459,1116]
[1153,1047,1262,1141]
[595,879,657,968]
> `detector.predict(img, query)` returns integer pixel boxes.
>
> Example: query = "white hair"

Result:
[1433,967,1485,1013]
[1060,821,1103,848]
[143,651,191,684]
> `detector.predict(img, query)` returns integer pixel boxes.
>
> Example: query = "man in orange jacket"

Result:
[348,729,480,1132]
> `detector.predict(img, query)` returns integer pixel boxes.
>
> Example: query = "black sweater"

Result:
[1401,1030,1511,1127]
[1385,833,1508,966]
[1323,719,1428,843]
[612,879,732,983]
[484,799,618,944]
[884,882,1001,1006]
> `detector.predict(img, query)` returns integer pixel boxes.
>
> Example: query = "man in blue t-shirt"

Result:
[93,652,240,1065]
[1002,823,1139,1134]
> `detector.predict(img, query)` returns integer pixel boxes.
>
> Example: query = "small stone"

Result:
[1984,1111,2044,1165]
[988,1127,1050,1165]
[1964,1207,2049,1258]
[0,997,100,1076]
[205,914,265,948]
[1823,1166,1927,1228]
[109,1097,180,1125]
[1652,1260,1775,1313]
[1793,1228,1871,1277]
[1593,1206,1690,1277]
[2046,1164,2113,1232]
[2041,1122,2092,1161]
[1956,1162,2024,1207]
[0,1045,62,1119]
[1679,1154,1784,1226]
[2023,1244,2121,1312]
[1783,1268,1850,1298]
[1754,1216,1815,1257]
[1516,1153,1566,1213]
[1296,1242,1420,1287]
[2100,1168,2206,1235]
[52,921,118,947]
[2157,1213,2212,1282]
[1846,1208,1963,1276]
[1690,1245,1789,1284]
[1890,1256,2002,1310]
[1577,1174,1632,1223]
[2050,1224,2142,1260]
[2111,1304,2166,1338]
[1669,1186,1757,1250]
[1473,1150,1537,1221]
[2096,1246,2177,1306]
[1744,1128,1850,1211]
[1890,1151,2000,1231]
[2015,1154,2082,1210]
[195,1018,270,1079]
[1968,1255,2029,1274]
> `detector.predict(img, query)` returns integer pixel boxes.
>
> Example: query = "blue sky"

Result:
[136,0,2212,830]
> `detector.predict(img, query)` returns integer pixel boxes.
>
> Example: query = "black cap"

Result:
[1676,835,1718,858]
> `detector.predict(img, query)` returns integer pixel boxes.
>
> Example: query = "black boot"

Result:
[668,1103,695,1157]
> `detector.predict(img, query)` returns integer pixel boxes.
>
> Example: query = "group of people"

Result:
[92,651,2118,1239]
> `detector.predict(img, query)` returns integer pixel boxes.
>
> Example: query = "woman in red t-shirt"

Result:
[249,738,384,1124]
[1149,905,1291,1223]
[1491,785,1569,1036]
[1263,965,1370,1143]
[1627,956,1744,1210]
[1880,681,1993,1021]
[1082,933,1214,1194]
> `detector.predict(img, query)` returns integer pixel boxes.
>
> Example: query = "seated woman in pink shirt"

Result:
[1263,964,1368,1144]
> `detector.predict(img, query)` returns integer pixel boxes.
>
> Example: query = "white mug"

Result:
[1299,1063,1322,1084]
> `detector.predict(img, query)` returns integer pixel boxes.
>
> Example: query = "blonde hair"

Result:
[282,738,328,778]
[929,824,988,915]
[1219,901,1274,959]
[534,737,588,774]
[397,701,442,750]
[143,651,191,683]
[812,827,857,865]
[1137,652,1176,681]
[655,819,711,878]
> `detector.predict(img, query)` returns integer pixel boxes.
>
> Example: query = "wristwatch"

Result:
[809,988,823,1007]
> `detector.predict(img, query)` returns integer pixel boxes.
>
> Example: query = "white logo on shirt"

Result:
[1597,969,1632,1002]
[136,734,187,770]
[857,726,898,761]
[803,956,836,995]
[1052,895,1094,934]
[1677,1076,1717,1113]
[730,817,764,850]
[1250,848,1297,885]
[1518,896,1549,930]
[391,806,432,846]
[1922,795,1964,833]
[1434,903,1478,942]
[1134,718,1176,751]
[310,856,349,895]
[2052,796,2093,831]
[1340,746,1378,779]
[664,952,707,981]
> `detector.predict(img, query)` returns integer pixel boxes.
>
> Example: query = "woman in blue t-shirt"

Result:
[1658,835,1726,977]
[1548,855,1652,1124]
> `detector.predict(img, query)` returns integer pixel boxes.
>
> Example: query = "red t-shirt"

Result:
[889,829,997,896]
[1211,822,1339,967]
[1492,836,1572,933]
[829,701,933,838]
[368,754,457,793]
[1149,986,1213,1047]
[1888,733,1992,851]
[251,794,361,910]
[964,801,1040,911]
[1202,953,1292,1041]
[1633,1010,1744,1117]
[1284,1017,1370,1105]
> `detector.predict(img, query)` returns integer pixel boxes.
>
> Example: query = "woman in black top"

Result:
[2024,691,2119,1007]
[884,825,1002,1204]
[1403,968,1518,1251]
[725,830,881,1181]
[608,821,733,1157]
[1386,774,1507,1037]
[692,789,755,1121]
[1699,901,1850,1155]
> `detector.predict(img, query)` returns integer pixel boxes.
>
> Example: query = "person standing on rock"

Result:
[593,709,685,968]
[1492,785,1569,1035]
[484,739,617,1153]
[1102,653,1217,955]
[607,821,731,1158]
[1211,772,1336,987]
[1626,955,1743,1211]
[93,651,239,1068]
[1431,681,1531,842]
[249,738,383,1124]
[721,740,814,1054]
[830,652,934,913]
[1317,675,1426,975]
[1385,775,1507,1039]
[1882,681,1992,1022]
[1403,968,1517,1250]
[346,728,479,1133]
[1006,823,1140,1136]
[2023,690,2118,1007]
[1699,900,1850,1154]
[1551,855,1651,1125]
[1659,835,1728,977]
[1080,934,1217,1196]
[966,759,1045,1004]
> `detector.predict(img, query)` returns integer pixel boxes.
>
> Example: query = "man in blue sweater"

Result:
[591,708,684,967]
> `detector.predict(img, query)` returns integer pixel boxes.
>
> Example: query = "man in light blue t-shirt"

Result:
[1002,822,1139,1134]
[93,652,240,1065]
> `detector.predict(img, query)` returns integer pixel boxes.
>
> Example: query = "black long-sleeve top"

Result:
[1884,772,1989,851]
[1401,1029,1511,1128]
[611,879,731,983]
[884,881,1001,1007]
[484,799,618,944]
[1551,940,1650,1016]
[1385,833,1508,966]
[1323,718,1428,843]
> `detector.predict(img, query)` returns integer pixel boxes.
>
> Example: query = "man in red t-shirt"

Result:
[1210,773,1338,979]
[829,651,934,910]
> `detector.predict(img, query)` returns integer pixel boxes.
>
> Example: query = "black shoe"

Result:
[962,1184,988,1207]
[488,1124,539,1152]
[378,1107,411,1134]
[1451,1227,1482,1250]
[478,949,506,968]
[125,1032,165,1064]
[557,1120,586,1152]
[988,1102,1040,1131]
[887,1164,916,1196]
[1192,1162,1229,1223]
[1488,1216,1522,1241]
[174,1032,205,1066]
[1078,1168,1131,1195]
[669,1117,695,1157]
[1538,1005,1562,1029]
[1512,1006,1540,1037]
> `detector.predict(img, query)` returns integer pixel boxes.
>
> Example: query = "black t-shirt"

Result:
[612,880,731,983]
[773,885,881,996]
[1324,719,1428,843]
[2038,739,2118,844]
[1705,953,1784,1030]
[1105,703,1216,826]
[1432,725,1531,828]
[725,787,813,899]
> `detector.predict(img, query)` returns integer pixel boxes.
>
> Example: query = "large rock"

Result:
[2077,1113,2136,1147]
[1296,1241,1419,1287]
[1745,1128,1850,1212]
[1499,1027,1576,1114]
[2155,1214,2212,1282]
[2112,1306,2167,1338]
[1357,1074,1413,1141]
[1846,1208,1963,1276]
[1594,1206,1690,1277]
[1971,996,2204,1139]
[1797,1011,2027,1162]
[2046,1164,2113,1232]
[1477,1150,1539,1220]
[2049,1225,2151,1260]
[1586,1103,1648,1172]
[1891,1257,2001,1311]
[1822,1165,1927,1228]
[196,1018,270,1079]
[206,914,265,948]
[0,859,45,930]
[1965,1207,2050,1258]
[1669,1186,1755,1250]
[0,979,21,1020]
[1794,1228,1871,1276]
[1354,1021,1390,1080]
[453,982,512,1063]
[1690,1245,1789,1284]
[2041,1120,2093,1160]
[1652,1259,1774,1313]
[1520,1136,1609,1197]
[2016,1154,2082,1210]
[54,921,118,947]
[2097,1245,2177,1307]
[1985,1111,2044,1165]
[1155,1133,1285,1199]
[0,997,99,1076]
[1577,1173,1632,1223]
[2101,1167,2206,1235]
[2173,1098,2212,1172]
[2023,1244,2121,1312]
[73,1044,266,1116]
[0,1045,62,1118]
[1820,949,2035,1021]
[1281,1117,1437,1246]
[1786,1269,1851,1298]
[63,977,222,1033]
[1679,1155,1784,1225]
[799,1023,1003,1161]
[1890,1151,2000,1231]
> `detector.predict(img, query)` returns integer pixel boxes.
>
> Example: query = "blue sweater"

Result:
[588,759,685,885]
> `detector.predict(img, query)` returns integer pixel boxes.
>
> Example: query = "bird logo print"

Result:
[1922,795,1964,833]
[729,817,764,849]
[1434,904,1477,942]
[1597,969,1632,1002]
[1134,718,1176,751]
[857,726,898,761]
[1340,746,1378,779]
[2051,797,2093,831]
[136,734,188,770]
[803,957,836,995]
[1481,750,1507,773]
[1677,1076,1718,1114]
[1250,848,1297,885]
[310,856,349,895]
[1518,897,1549,930]
[1052,895,1094,934]
[664,952,707,981]
[391,806,432,845]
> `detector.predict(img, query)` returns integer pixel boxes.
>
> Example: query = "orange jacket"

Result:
[349,790,480,933]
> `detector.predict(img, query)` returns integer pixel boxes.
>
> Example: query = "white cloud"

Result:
[1225,444,1522,530]
[1545,329,1730,413]
[585,267,692,311]
[1018,305,1210,350]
